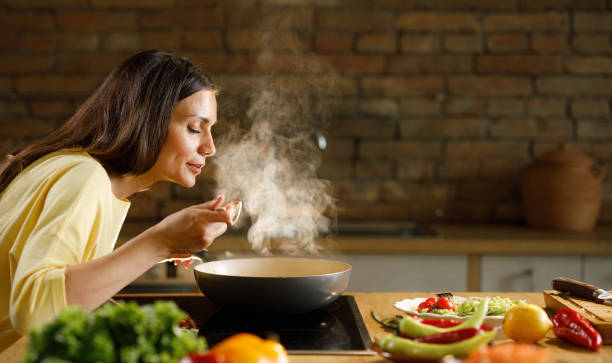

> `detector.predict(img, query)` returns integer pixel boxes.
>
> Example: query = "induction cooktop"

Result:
[114,294,374,355]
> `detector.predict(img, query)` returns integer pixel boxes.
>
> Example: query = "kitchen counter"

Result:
[2,292,610,362]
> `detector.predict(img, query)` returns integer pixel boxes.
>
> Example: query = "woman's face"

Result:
[150,89,217,188]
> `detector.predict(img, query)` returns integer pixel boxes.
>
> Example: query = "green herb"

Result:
[24,300,206,363]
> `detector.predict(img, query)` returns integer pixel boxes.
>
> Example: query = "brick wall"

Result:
[1,0,611,225]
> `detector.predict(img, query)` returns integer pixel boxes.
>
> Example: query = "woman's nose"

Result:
[199,134,215,157]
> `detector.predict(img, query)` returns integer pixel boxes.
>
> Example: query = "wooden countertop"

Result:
[2,292,610,362]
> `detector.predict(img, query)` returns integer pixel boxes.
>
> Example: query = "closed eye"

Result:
[187,125,202,134]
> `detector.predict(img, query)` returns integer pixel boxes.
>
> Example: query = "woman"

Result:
[0,50,231,351]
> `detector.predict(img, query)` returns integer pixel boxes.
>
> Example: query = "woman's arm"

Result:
[65,197,230,312]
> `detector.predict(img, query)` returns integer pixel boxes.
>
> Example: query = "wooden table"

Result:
[2,292,610,362]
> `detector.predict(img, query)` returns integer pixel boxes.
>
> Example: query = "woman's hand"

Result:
[145,194,232,259]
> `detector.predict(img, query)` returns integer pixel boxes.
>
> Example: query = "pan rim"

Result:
[193,256,351,278]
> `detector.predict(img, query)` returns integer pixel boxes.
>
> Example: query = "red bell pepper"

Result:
[552,307,602,351]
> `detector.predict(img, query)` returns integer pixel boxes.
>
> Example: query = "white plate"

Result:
[393,296,505,328]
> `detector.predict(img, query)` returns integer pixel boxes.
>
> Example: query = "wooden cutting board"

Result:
[543,290,612,344]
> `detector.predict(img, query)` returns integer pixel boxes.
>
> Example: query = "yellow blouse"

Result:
[0,150,130,351]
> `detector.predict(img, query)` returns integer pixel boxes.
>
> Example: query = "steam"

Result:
[212,27,338,254]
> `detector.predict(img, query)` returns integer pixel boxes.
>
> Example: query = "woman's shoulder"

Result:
[25,149,109,185]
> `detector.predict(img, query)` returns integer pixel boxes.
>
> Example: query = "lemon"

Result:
[502,304,552,343]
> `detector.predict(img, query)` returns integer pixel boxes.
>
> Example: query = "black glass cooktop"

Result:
[113,294,373,355]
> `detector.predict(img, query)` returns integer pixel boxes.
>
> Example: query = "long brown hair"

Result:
[0,49,217,193]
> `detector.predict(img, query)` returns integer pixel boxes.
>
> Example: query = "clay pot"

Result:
[521,143,605,231]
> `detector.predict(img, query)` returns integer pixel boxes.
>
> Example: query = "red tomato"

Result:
[435,297,456,311]
[417,297,437,312]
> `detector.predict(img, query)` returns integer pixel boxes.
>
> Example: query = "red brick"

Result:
[0,55,54,74]
[380,182,452,204]
[358,140,441,160]
[327,119,394,139]
[399,97,441,116]
[0,33,16,52]
[142,31,182,51]
[317,10,393,31]
[226,31,309,52]
[400,34,439,53]
[18,33,57,52]
[396,161,434,180]
[139,9,223,29]
[358,99,399,118]
[321,138,354,159]
[578,121,612,139]
[389,55,472,74]
[184,31,223,50]
[318,160,352,180]
[443,34,483,52]
[305,76,358,96]
[179,0,252,5]
[59,33,99,51]
[488,99,525,117]
[477,55,562,74]
[480,159,525,179]
[355,161,394,179]
[362,77,443,96]
[5,0,88,6]
[181,52,227,73]
[449,77,532,96]
[444,98,486,116]
[57,54,127,74]
[395,12,479,31]
[519,0,606,10]
[484,13,568,31]
[91,0,174,8]
[573,34,611,53]
[57,11,138,30]
[0,12,54,30]
[227,8,312,29]
[357,33,396,53]
[446,141,529,159]
[537,77,612,95]
[0,100,27,117]
[437,160,479,180]
[315,32,353,53]
[486,34,528,52]
[16,75,100,95]
[29,100,75,118]
[400,118,485,138]
[571,99,610,117]
[531,33,569,53]
[326,98,357,117]
[527,98,566,117]
[431,0,517,10]
[325,55,385,75]
[103,32,140,52]
[489,119,573,139]
[0,78,11,94]
[0,118,57,137]
[574,13,612,32]
[332,180,379,202]
[566,56,612,74]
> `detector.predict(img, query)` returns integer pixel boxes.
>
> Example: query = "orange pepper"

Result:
[209,333,289,363]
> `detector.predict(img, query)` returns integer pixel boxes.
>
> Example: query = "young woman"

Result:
[0,50,231,351]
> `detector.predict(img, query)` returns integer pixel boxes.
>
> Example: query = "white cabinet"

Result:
[481,255,582,292]
[584,256,612,289]
[336,254,467,292]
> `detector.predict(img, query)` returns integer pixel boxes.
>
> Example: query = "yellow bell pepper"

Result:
[209,333,289,363]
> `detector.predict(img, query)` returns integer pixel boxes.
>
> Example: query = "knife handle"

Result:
[552,277,600,300]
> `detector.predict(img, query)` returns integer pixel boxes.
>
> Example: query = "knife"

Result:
[552,277,612,305]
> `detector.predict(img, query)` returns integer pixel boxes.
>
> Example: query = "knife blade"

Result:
[552,277,612,305]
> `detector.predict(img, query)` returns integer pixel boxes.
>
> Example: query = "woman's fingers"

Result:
[197,194,225,210]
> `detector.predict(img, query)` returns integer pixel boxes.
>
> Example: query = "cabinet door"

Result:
[481,255,582,292]
[584,256,612,289]
[337,254,467,292]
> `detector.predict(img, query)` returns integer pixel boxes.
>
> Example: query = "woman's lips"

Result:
[187,163,203,175]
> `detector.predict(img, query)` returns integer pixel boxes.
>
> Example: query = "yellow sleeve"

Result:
[9,162,108,335]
